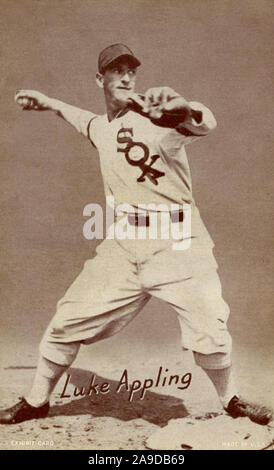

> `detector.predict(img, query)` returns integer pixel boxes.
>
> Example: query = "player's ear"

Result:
[96,72,104,89]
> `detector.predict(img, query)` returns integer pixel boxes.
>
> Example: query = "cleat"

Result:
[0,397,49,424]
[225,395,273,425]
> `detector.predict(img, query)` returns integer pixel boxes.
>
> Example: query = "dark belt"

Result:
[128,210,184,227]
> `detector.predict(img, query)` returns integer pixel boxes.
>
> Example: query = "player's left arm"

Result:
[130,87,217,138]
[176,100,217,137]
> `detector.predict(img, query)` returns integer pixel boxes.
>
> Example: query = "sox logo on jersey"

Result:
[116,127,165,185]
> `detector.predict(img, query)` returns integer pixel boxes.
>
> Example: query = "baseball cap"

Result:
[98,43,141,73]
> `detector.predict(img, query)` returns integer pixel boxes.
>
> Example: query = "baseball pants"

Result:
[39,207,232,370]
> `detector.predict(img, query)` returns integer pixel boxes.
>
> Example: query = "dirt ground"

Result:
[0,333,273,451]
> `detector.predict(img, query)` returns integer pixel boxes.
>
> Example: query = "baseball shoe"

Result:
[225,395,273,425]
[0,397,49,424]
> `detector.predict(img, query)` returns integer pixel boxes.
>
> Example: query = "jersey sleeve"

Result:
[176,101,217,140]
[154,101,217,153]
[75,109,98,139]
[86,115,100,148]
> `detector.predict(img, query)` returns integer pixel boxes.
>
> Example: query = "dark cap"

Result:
[98,43,141,73]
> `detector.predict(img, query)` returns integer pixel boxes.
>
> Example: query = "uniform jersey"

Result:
[76,101,215,212]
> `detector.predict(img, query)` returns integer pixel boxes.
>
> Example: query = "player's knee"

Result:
[49,302,76,338]
[50,317,67,337]
[193,351,232,370]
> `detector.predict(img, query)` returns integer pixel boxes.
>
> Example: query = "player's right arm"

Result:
[14,89,97,137]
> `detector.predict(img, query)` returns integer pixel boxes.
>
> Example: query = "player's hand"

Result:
[130,87,190,119]
[14,89,50,111]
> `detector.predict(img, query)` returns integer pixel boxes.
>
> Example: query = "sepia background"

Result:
[0,0,273,449]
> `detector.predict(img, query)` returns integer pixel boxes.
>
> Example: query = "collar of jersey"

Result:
[107,106,131,122]
[106,98,149,122]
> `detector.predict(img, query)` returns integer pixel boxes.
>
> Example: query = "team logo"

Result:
[117,127,165,185]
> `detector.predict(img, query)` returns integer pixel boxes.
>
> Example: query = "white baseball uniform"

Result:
[39,102,232,370]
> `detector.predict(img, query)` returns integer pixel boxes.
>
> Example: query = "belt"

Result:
[127,210,184,227]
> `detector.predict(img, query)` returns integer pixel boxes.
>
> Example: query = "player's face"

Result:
[101,60,137,106]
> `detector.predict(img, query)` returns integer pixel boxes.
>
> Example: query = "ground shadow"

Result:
[49,367,189,427]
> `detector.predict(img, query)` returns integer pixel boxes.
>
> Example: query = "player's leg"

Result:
[0,240,150,424]
[0,355,74,425]
[25,348,79,408]
[145,245,273,425]
[192,352,237,408]
[193,352,273,425]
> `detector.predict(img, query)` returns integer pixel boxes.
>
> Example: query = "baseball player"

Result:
[0,44,272,426]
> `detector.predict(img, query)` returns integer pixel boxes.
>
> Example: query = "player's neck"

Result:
[106,101,129,122]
